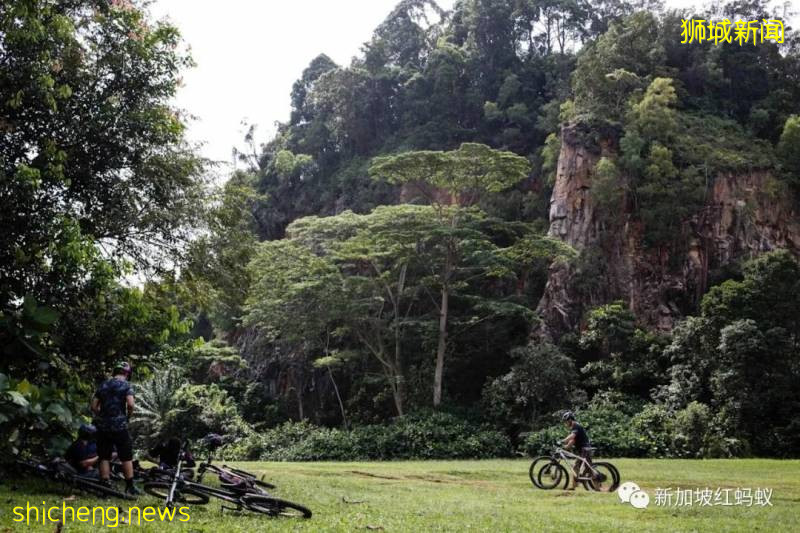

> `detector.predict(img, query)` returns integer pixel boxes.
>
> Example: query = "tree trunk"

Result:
[328,367,348,429]
[295,378,304,420]
[433,283,449,408]
[392,373,405,417]
[392,263,406,416]
[393,330,405,417]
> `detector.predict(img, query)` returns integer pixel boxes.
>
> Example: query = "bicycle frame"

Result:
[196,450,270,491]
[196,450,225,483]
[160,444,256,510]
[550,447,601,482]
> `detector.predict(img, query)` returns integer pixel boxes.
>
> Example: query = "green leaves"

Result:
[0,371,80,456]
[777,115,800,182]
[32,307,59,327]
[369,143,531,206]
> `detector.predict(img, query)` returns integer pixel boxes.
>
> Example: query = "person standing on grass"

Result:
[91,361,139,495]
[561,410,592,490]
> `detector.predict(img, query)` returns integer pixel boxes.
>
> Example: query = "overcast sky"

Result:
[148,0,775,168]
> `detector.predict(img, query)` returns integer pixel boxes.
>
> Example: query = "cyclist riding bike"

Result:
[64,424,99,478]
[561,410,592,490]
[91,361,139,495]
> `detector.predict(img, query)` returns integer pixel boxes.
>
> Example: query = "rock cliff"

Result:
[537,122,800,337]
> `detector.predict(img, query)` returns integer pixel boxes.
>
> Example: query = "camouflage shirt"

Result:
[93,378,134,432]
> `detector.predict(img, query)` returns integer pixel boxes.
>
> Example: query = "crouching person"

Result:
[65,424,99,478]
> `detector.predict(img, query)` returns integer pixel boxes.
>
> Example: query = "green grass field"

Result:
[1,459,797,532]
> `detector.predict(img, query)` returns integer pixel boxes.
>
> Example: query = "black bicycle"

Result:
[118,459,195,483]
[195,435,275,491]
[15,457,136,500]
[530,445,620,491]
[143,442,311,519]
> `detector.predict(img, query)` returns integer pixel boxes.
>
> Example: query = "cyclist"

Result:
[561,410,592,490]
[64,424,99,478]
[91,361,139,495]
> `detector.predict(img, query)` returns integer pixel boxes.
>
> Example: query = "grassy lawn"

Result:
[1,459,797,532]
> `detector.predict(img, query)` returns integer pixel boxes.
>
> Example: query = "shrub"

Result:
[130,366,185,448]
[482,342,577,430]
[219,411,512,461]
[670,401,711,458]
[162,384,249,443]
[630,403,672,457]
[0,373,81,459]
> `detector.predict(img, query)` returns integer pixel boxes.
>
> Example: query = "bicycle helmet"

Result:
[561,410,576,422]
[112,361,133,378]
[78,423,97,440]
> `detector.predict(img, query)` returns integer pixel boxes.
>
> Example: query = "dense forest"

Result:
[2,0,800,462]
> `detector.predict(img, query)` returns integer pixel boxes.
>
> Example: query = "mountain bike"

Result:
[15,457,136,500]
[530,445,620,491]
[195,437,275,491]
[143,442,311,518]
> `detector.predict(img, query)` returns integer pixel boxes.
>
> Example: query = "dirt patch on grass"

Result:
[347,470,497,488]
[349,470,402,480]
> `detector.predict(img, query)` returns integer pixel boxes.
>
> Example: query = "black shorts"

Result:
[97,429,133,462]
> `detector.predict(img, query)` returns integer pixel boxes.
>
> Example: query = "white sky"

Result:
[148,0,783,168]
[149,0,456,168]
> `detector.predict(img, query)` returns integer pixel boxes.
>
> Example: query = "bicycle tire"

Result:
[587,462,620,492]
[74,478,136,500]
[143,481,210,505]
[528,456,552,489]
[537,461,568,490]
[607,462,621,484]
[241,495,312,519]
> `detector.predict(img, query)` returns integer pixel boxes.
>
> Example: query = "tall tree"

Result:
[0,0,205,312]
[370,143,531,406]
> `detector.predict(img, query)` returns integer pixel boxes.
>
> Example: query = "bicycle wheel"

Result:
[74,478,135,500]
[143,481,210,505]
[606,462,621,484]
[537,461,568,490]
[588,462,620,492]
[242,495,312,519]
[528,456,552,488]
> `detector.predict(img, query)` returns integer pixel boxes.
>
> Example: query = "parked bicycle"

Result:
[195,433,275,492]
[15,457,135,500]
[529,445,620,492]
[143,441,311,519]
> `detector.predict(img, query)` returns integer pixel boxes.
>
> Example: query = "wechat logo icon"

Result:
[618,481,649,509]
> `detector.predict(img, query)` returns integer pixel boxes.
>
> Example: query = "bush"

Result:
[0,373,81,459]
[630,403,672,457]
[239,382,290,427]
[482,342,577,431]
[220,411,512,461]
[162,384,249,443]
[670,401,711,458]
[523,397,720,458]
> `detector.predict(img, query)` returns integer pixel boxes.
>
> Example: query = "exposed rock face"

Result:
[537,123,800,337]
